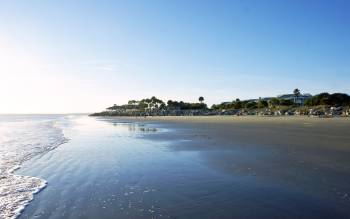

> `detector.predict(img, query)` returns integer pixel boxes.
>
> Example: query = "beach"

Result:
[7,115,350,218]
[3,1,350,218]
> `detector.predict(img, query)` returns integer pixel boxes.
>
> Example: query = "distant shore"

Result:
[91,92,350,118]
[91,105,350,118]
[95,115,350,121]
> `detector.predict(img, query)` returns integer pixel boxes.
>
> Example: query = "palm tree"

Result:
[199,96,204,103]
[293,88,301,104]
[293,88,301,97]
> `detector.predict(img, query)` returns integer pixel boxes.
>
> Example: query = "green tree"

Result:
[293,88,301,105]
[128,100,139,106]
[258,98,268,109]
[234,99,242,109]
[246,101,257,109]
[150,96,164,109]
[305,93,350,106]
[269,98,280,107]
[106,104,118,111]
[199,96,204,103]
[294,88,301,100]
[280,99,294,106]
[293,89,300,96]
[159,103,166,109]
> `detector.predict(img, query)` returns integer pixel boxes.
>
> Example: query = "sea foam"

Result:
[0,116,68,219]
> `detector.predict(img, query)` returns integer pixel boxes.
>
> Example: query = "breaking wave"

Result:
[0,115,68,219]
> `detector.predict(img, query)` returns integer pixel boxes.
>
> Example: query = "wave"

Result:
[0,116,68,219]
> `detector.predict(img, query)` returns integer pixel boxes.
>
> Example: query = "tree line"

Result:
[106,96,207,111]
[104,90,350,112]
[304,93,350,106]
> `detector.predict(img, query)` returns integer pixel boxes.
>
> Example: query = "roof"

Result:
[277,94,312,99]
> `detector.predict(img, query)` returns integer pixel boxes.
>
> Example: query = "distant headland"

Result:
[90,89,350,117]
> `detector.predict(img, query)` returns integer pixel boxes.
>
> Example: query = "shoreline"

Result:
[95,115,350,122]
[0,115,68,219]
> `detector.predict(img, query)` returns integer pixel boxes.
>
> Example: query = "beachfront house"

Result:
[277,93,312,105]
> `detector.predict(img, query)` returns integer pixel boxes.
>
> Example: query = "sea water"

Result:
[0,115,67,219]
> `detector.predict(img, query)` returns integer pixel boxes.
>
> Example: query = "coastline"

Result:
[96,115,350,122]
[91,94,350,118]
[0,115,68,219]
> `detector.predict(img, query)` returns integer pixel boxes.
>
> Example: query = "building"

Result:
[277,93,312,105]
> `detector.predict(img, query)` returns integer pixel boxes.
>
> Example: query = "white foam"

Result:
[0,116,68,219]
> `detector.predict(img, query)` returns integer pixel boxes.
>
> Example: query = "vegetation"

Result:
[293,88,301,98]
[305,93,350,106]
[279,99,294,106]
[258,98,268,109]
[93,96,208,115]
[91,90,350,117]
[167,100,207,110]
[268,98,280,107]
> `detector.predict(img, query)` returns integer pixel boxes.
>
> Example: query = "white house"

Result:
[277,93,312,105]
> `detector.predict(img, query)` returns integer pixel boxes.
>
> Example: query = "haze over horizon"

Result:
[0,0,349,113]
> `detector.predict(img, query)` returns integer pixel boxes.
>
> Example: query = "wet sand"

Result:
[18,116,350,219]
[115,116,350,217]
[122,116,350,151]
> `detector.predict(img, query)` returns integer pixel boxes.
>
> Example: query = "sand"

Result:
[111,116,350,216]
[114,116,350,149]
[127,116,350,177]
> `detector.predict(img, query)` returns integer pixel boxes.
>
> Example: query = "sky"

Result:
[0,0,349,113]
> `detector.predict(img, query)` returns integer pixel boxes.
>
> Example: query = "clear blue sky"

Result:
[0,0,349,113]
